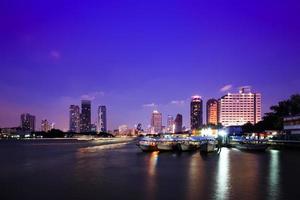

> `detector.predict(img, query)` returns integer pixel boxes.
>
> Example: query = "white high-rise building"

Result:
[151,110,162,134]
[218,87,261,126]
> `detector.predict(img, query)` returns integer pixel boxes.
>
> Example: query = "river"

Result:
[0,140,299,200]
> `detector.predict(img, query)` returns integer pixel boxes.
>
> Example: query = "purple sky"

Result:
[1,0,300,131]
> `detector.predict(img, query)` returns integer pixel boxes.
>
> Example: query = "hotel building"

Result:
[218,87,261,126]
[206,99,218,125]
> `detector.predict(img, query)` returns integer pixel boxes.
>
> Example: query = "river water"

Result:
[0,140,299,200]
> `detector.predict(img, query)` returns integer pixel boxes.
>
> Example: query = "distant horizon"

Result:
[1,1,299,130]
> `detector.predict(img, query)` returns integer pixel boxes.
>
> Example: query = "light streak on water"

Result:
[268,149,280,200]
[216,148,230,200]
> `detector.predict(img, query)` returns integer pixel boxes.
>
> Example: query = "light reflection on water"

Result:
[77,142,129,153]
[186,153,203,200]
[215,148,230,200]
[145,151,159,200]
[268,149,280,200]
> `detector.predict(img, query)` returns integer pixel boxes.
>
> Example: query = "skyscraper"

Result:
[80,100,91,133]
[174,114,183,133]
[97,106,107,132]
[41,119,52,132]
[21,113,35,132]
[207,99,218,125]
[69,105,80,133]
[167,115,174,133]
[218,87,262,126]
[190,95,203,130]
[151,110,162,134]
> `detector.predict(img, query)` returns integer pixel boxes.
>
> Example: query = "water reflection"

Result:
[145,151,159,200]
[268,150,280,200]
[77,142,129,153]
[186,153,203,200]
[216,148,230,200]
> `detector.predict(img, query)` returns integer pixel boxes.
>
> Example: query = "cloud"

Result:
[142,103,157,108]
[49,50,61,60]
[81,91,105,101]
[170,100,185,105]
[220,84,233,92]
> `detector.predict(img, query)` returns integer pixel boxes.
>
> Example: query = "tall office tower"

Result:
[218,87,262,126]
[174,114,183,133]
[80,100,92,133]
[167,115,174,133]
[151,110,162,134]
[207,99,218,125]
[21,113,36,132]
[69,105,80,133]
[190,95,203,130]
[41,119,51,132]
[97,106,107,132]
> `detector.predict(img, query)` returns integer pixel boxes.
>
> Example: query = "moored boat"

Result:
[235,141,268,151]
[200,139,216,153]
[180,140,200,151]
[137,138,158,152]
[157,141,174,151]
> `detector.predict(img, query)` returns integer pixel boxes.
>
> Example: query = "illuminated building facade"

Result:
[284,115,300,135]
[190,95,203,130]
[218,87,262,126]
[80,100,91,132]
[207,99,218,125]
[167,115,174,133]
[21,113,36,132]
[69,105,80,133]
[97,106,107,132]
[151,110,162,134]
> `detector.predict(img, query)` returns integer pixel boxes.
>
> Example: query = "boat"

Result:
[179,138,200,151]
[157,138,175,151]
[200,139,216,153]
[137,138,158,152]
[235,140,268,151]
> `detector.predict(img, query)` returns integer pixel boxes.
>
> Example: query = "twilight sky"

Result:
[1,0,300,131]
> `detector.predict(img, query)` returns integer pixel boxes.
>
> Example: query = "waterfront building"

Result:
[151,110,162,134]
[80,100,91,133]
[21,113,36,132]
[190,95,203,130]
[167,115,174,133]
[174,114,183,133]
[284,115,300,135]
[69,105,80,133]
[218,87,262,126]
[41,119,52,132]
[97,106,107,132]
[207,99,218,125]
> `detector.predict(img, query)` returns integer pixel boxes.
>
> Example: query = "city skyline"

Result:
[0,87,296,131]
[1,1,300,130]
